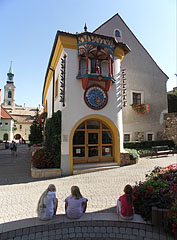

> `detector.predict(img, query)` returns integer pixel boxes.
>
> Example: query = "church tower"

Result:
[3,62,16,107]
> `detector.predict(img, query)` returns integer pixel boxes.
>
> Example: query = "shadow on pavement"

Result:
[0,144,61,186]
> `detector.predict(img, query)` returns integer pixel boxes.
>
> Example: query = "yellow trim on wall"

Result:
[43,34,77,106]
[69,115,120,174]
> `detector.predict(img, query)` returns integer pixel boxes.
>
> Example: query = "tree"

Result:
[168,89,177,113]
[29,108,43,144]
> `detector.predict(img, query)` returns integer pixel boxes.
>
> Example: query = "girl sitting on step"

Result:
[37,184,58,220]
[65,186,88,219]
[117,184,135,220]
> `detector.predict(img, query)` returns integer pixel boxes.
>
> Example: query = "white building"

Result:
[42,28,130,175]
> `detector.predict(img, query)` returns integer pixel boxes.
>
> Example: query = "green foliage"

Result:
[168,91,177,113]
[124,140,175,150]
[29,109,43,144]
[125,148,139,160]
[45,110,61,168]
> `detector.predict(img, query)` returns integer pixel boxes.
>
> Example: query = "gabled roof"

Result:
[0,106,13,119]
[94,13,168,79]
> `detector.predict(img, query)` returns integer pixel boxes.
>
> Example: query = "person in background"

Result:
[117,184,135,220]
[65,186,88,219]
[37,184,58,220]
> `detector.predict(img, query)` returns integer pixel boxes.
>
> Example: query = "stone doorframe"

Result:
[69,114,120,174]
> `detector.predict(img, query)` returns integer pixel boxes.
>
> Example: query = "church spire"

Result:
[7,61,14,83]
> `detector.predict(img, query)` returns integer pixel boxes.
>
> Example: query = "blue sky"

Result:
[0,0,176,107]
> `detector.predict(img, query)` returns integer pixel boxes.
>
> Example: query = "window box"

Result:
[132,104,150,115]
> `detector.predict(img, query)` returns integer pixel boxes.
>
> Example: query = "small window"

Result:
[5,122,8,125]
[20,125,22,129]
[8,90,12,98]
[115,30,121,37]
[55,78,58,98]
[0,122,2,125]
[8,101,11,105]
[124,134,130,142]
[147,134,153,141]
[133,93,141,104]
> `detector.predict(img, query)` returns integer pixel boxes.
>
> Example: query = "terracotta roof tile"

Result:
[0,106,13,119]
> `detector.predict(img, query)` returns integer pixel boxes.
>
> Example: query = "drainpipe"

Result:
[49,68,55,116]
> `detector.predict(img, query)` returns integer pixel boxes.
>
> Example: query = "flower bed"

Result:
[133,164,177,235]
[31,147,61,178]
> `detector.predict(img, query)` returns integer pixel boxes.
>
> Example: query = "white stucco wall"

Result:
[45,47,123,175]
[0,119,14,141]
[94,15,168,141]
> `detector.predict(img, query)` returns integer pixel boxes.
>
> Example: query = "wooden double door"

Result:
[73,119,114,164]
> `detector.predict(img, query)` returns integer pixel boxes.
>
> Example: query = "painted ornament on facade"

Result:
[84,85,108,110]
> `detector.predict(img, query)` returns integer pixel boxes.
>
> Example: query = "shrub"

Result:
[125,148,139,160]
[124,140,175,150]
[31,148,55,169]
[45,110,61,168]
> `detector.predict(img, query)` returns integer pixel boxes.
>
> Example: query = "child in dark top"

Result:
[117,184,134,220]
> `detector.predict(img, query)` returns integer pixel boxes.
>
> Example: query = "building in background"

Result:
[2,64,42,141]
[94,14,168,142]
[0,89,14,142]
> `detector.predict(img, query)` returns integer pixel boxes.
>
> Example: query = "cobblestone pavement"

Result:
[0,144,176,224]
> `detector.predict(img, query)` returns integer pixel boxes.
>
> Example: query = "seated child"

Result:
[117,184,134,220]
[65,186,88,219]
[37,184,58,220]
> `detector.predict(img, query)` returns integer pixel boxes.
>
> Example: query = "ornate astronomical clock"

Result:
[84,85,108,110]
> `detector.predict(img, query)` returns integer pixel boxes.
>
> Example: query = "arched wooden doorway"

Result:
[73,119,114,164]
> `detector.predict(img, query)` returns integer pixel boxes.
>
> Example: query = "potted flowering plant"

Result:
[132,104,150,115]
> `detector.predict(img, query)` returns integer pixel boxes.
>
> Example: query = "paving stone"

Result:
[42,231,49,237]
[16,229,23,237]
[0,232,8,240]
[14,237,21,240]
[21,235,29,240]
[81,227,87,233]
[125,228,132,234]
[28,233,35,240]
[8,231,16,238]
[139,229,145,237]
[48,230,55,236]
[106,227,112,233]
[22,228,30,235]
[35,232,42,238]
[120,227,126,234]
[133,228,139,235]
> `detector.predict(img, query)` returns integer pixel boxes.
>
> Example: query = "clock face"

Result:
[84,85,108,110]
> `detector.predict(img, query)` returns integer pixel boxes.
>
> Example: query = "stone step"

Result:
[73,162,120,175]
